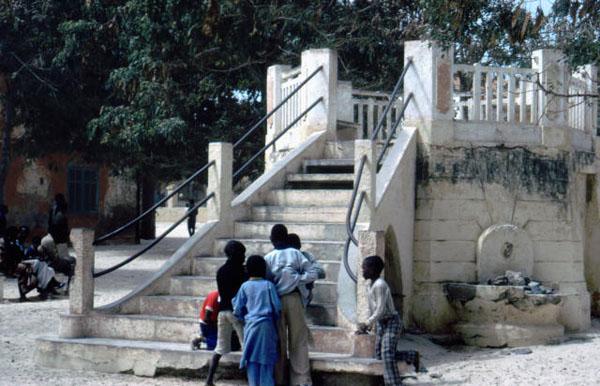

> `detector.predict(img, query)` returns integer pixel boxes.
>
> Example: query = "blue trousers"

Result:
[246,362,274,386]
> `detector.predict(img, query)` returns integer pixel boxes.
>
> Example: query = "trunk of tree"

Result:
[140,174,156,239]
[0,74,13,205]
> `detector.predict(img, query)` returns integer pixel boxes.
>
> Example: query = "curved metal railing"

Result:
[342,60,413,283]
[93,65,324,277]
[94,192,214,278]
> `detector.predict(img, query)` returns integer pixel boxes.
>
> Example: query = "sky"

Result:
[524,0,554,15]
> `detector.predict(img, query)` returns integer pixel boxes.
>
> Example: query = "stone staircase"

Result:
[35,141,388,384]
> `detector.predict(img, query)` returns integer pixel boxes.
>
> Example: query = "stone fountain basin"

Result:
[444,283,565,347]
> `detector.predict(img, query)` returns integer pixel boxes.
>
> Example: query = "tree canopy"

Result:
[2,0,589,205]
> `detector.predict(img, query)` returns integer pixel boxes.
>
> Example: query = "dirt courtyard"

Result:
[1,222,600,385]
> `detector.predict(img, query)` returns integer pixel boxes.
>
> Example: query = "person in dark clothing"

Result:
[205,240,248,386]
[48,193,69,246]
[2,226,23,276]
[187,199,198,237]
[0,204,8,238]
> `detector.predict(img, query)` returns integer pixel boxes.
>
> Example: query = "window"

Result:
[67,167,99,213]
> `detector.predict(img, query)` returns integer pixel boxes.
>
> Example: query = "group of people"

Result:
[0,194,76,301]
[197,224,322,386]
[196,223,420,386]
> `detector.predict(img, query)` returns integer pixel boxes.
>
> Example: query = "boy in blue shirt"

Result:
[233,255,281,386]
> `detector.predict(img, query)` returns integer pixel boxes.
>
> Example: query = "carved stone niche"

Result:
[477,224,534,282]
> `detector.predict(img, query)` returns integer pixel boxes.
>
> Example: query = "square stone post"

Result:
[404,40,454,145]
[300,48,338,140]
[352,230,385,358]
[265,64,292,170]
[70,228,95,314]
[207,142,233,234]
[532,49,569,147]
[355,140,376,224]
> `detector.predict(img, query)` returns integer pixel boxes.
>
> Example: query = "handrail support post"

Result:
[355,139,377,224]
[208,142,233,234]
[69,228,95,315]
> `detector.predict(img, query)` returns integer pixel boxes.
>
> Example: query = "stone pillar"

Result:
[265,64,292,170]
[354,140,376,224]
[300,48,337,140]
[207,142,233,233]
[0,275,4,301]
[70,228,95,314]
[532,49,569,147]
[404,40,454,145]
[356,230,385,324]
[165,184,177,208]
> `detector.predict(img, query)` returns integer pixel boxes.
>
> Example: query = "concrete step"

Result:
[35,337,386,384]
[55,314,353,353]
[140,295,204,318]
[265,189,352,207]
[306,302,337,326]
[193,256,340,279]
[214,238,345,261]
[286,173,354,189]
[192,256,225,276]
[170,275,336,303]
[170,276,215,297]
[324,140,356,159]
[303,159,354,174]
[251,205,348,223]
[234,221,347,241]
[140,294,337,325]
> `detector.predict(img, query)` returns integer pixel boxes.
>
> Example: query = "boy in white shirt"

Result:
[357,255,421,385]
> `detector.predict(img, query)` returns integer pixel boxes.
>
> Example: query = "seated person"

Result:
[15,259,64,300]
[38,233,76,292]
[24,236,42,259]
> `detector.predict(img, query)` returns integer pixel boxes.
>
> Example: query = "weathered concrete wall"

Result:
[2,152,135,241]
[373,126,417,324]
[412,139,594,333]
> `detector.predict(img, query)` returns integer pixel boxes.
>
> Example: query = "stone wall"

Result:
[411,139,594,333]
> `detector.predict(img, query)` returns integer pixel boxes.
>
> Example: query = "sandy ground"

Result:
[2,222,600,385]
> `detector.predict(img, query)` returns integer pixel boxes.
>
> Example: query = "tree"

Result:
[0,0,96,204]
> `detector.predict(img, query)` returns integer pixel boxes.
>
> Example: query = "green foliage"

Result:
[545,0,600,67]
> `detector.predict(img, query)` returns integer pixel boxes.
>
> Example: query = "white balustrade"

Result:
[453,64,539,124]
[453,62,597,132]
[280,66,302,131]
[351,90,403,140]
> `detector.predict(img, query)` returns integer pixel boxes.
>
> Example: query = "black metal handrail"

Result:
[341,60,413,283]
[342,191,364,283]
[94,64,324,277]
[375,92,413,165]
[344,155,367,246]
[94,160,215,245]
[233,66,323,150]
[93,192,214,278]
[233,97,323,182]
[370,58,412,140]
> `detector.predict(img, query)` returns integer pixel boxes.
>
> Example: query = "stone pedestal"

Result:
[446,284,565,347]
[352,333,376,358]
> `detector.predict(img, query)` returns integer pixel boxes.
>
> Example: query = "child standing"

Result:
[205,240,247,386]
[233,255,281,386]
[357,255,420,386]
[187,199,198,237]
